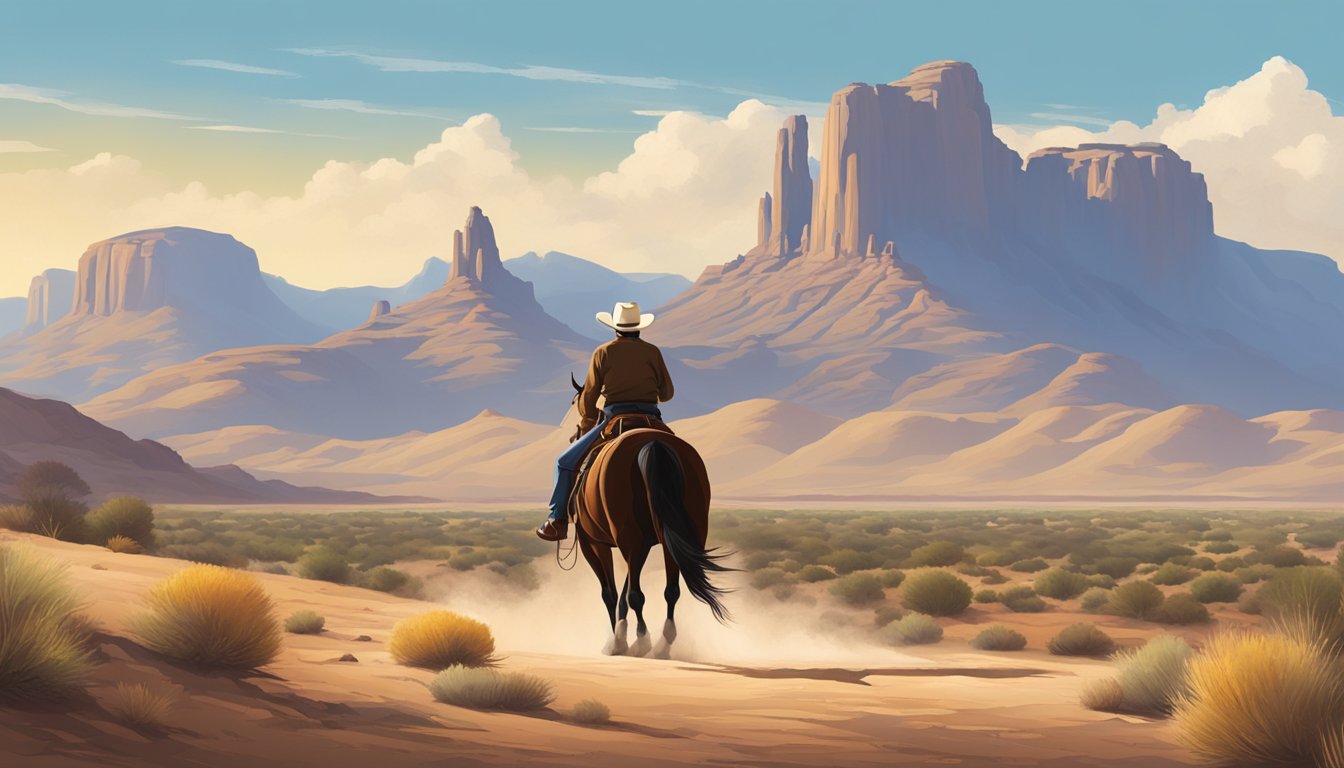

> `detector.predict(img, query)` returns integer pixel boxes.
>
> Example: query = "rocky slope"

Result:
[83,208,590,439]
[0,228,325,401]
[0,387,410,503]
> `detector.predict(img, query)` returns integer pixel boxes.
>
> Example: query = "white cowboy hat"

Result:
[596,301,655,331]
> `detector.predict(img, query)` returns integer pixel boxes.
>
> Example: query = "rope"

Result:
[554,485,581,571]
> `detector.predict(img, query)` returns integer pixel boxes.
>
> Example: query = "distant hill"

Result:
[263,257,450,332]
[0,297,23,338]
[503,251,691,338]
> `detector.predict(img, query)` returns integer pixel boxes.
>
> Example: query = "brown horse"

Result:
[566,377,731,657]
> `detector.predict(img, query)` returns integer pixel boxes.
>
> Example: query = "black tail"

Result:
[637,440,734,623]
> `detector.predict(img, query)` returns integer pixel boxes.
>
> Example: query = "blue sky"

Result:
[4,0,1341,192]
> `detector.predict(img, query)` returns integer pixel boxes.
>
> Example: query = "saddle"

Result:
[568,414,673,521]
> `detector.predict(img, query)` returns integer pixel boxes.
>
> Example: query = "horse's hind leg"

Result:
[580,538,626,655]
[653,546,681,660]
[626,544,653,657]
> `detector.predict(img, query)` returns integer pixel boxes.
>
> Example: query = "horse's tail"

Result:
[636,440,734,623]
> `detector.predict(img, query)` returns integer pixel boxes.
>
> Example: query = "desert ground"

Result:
[0,505,1263,768]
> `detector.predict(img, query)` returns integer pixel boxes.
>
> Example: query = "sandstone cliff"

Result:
[22,268,75,334]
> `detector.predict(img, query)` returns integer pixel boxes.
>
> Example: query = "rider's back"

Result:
[584,335,674,407]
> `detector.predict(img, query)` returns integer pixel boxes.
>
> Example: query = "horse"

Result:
[565,375,732,658]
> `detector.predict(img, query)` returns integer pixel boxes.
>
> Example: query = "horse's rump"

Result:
[576,428,710,549]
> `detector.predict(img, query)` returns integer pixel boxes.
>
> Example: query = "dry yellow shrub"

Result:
[130,564,281,670]
[389,610,495,670]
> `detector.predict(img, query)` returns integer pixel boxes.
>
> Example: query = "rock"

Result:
[769,115,812,255]
[352,635,372,642]
[756,192,772,250]
[22,269,76,334]
[337,653,358,663]
[91,564,107,570]
[448,206,505,285]
[368,300,391,322]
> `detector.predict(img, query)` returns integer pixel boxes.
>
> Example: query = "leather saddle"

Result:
[568,414,673,520]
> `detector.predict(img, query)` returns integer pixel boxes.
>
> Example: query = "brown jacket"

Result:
[578,336,674,430]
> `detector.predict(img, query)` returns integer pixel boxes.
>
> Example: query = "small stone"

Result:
[337,654,358,663]
[353,635,372,642]
[91,564,107,570]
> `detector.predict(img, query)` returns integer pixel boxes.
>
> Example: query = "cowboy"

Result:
[536,301,674,541]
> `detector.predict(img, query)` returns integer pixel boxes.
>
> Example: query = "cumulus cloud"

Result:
[995,56,1344,265]
[0,101,792,295]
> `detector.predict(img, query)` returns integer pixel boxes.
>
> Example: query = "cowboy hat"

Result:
[596,301,655,331]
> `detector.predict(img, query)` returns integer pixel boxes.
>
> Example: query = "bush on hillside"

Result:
[130,564,281,669]
[429,666,554,711]
[900,570,972,617]
[0,545,93,700]
[389,610,496,669]
[86,496,155,548]
[970,625,1027,651]
[1047,623,1116,657]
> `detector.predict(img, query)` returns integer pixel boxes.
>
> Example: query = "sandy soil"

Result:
[0,531,1202,768]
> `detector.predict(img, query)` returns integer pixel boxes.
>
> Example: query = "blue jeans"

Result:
[547,402,663,520]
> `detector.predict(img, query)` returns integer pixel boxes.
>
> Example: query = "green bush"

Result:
[1107,581,1165,619]
[1150,563,1194,586]
[1215,556,1246,572]
[907,541,965,567]
[429,666,555,711]
[1186,556,1216,571]
[159,543,249,569]
[1009,558,1049,573]
[1001,586,1047,613]
[900,570,973,617]
[18,461,90,500]
[882,613,943,645]
[872,604,906,627]
[1080,587,1112,613]
[1204,541,1239,555]
[1297,530,1341,549]
[828,573,885,607]
[284,610,325,634]
[1256,566,1344,642]
[1249,546,1308,568]
[1047,623,1116,657]
[979,570,1009,585]
[827,549,883,575]
[1234,564,1276,584]
[750,567,790,590]
[970,625,1026,651]
[1094,556,1141,579]
[298,550,353,584]
[797,565,836,583]
[973,588,999,604]
[1189,573,1243,603]
[22,493,89,542]
[86,496,154,548]
[1114,635,1194,715]
[0,545,93,699]
[362,566,424,598]
[1153,593,1211,625]
[1034,568,1090,600]
[878,569,906,588]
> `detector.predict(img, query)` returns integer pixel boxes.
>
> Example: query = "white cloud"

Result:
[285,48,683,89]
[189,124,281,134]
[281,98,448,120]
[0,83,200,121]
[0,139,53,153]
[174,59,298,77]
[995,56,1344,265]
[0,102,793,296]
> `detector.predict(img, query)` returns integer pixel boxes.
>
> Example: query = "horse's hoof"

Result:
[602,637,629,656]
[652,640,672,660]
[630,633,652,657]
[660,619,678,644]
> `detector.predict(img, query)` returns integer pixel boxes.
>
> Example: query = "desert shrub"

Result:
[1136,563,1159,575]
[390,610,495,669]
[297,550,353,584]
[429,666,554,711]
[956,563,995,578]
[1094,556,1141,579]
[907,541,965,567]
[900,570,972,617]
[1001,585,1047,613]
[1107,581,1165,619]
[872,604,906,627]
[1204,541,1239,555]
[131,565,280,669]
[1234,564,1276,584]
[0,504,33,531]
[826,549,883,574]
[0,545,93,699]
[1174,631,1344,766]
[1034,568,1090,600]
[750,567,789,590]
[572,698,611,724]
[1153,593,1211,625]
[1189,573,1243,603]
[1114,635,1194,715]
[104,682,175,731]
[1256,567,1344,643]
[973,589,999,604]
[362,566,424,598]
[979,570,1009,585]
[1080,587,1113,612]
[797,565,836,583]
[1047,623,1116,657]
[970,625,1027,651]
[1009,558,1048,573]
[1186,556,1216,571]
[1215,555,1246,572]
[1150,563,1194,586]
[878,569,906,588]
[828,572,884,607]
[105,535,143,554]
[159,543,249,568]
[1081,677,1125,711]
[976,549,1013,567]
[22,493,89,541]
[86,496,154,548]
[882,613,943,646]
[1298,530,1342,549]
[1249,545,1309,568]
[1087,574,1117,589]
[284,610,326,634]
